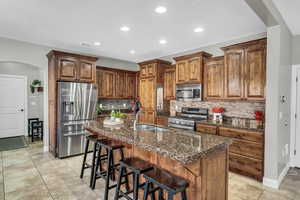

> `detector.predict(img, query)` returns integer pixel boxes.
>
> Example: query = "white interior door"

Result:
[0,75,27,138]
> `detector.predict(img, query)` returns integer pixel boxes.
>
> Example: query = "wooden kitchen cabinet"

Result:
[156,116,169,126]
[54,52,97,83]
[164,66,176,100]
[196,123,217,135]
[221,38,266,101]
[223,49,244,100]
[96,67,137,99]
[204,56,225,100]
[244,43,266,100]
[138,59,172,124]
[115,71,126,98]
[174,51,212,84]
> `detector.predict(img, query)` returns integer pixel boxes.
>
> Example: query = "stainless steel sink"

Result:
[135,124,168,133]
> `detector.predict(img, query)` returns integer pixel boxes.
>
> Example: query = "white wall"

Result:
[292,35,300,65]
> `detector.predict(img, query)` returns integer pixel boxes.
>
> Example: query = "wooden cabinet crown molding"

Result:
[173,51,212,61]
[138,59,172,66]
[220,38,267,52]
[47,50,98,62]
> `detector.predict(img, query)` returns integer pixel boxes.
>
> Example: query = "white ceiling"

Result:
[272,0,300,35]
[0,0,266,62]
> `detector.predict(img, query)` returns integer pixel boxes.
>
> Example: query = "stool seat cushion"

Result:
[87,135,108,142]
[144,168,189,193]
[121,157,153,173]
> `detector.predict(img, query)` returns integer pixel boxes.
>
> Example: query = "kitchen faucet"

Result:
[133,98,141,130]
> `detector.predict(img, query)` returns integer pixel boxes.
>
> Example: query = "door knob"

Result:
[20,109,24,112]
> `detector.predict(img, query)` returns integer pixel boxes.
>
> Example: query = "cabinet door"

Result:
[204,57,224,100]
[139,78,155,109]
[115,72,126,98]
[96,70,102,98]
[224,49,244,99]
[164,68,176,100]
[244,45,266,100]
[126,73,137,99]
[139,78,147,109]
[188,57,202,83]
[99,70,115,98]
[57,56,78,81]
[176,60,188,84]
[78,59,95,83]
[146,110,156,124]
[140,65,148,78]
[147,63,156,77]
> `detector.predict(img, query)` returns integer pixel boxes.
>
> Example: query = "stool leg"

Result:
[104,150,112,200]
[143,179,150,200]
[114,165,124,200]
[91,142,99,188]
[167,192,174,200]
[181,190,187,200]
[119,148,130,191]
[80,138,90,179]
[158,189,164,200]
[41,125,44,140]
[133,173,140,200]
[110,150,116,181]
[149,183,156,200]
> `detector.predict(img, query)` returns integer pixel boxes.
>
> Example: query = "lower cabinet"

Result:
[156,116,169,126]
[139,110,156,124]
[196,124,217,135]
[196,123,264,181]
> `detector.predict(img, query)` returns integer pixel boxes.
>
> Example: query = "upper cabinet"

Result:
[164,66,176,100]
[221,38,266,101]
[204,56,225,100]
[48,51,97,83]
[174,52,212,84]
[96,67,137,99]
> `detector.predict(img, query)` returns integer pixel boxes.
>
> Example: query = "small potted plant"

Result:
[30,80,42,93]
[111,110,127,122]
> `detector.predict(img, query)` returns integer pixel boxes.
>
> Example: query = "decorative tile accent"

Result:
[170,100,265,119]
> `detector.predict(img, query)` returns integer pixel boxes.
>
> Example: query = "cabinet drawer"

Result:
[219,127,263,143]
[229,153,263,181]
[196,123,217,135]
[230,139,263,160]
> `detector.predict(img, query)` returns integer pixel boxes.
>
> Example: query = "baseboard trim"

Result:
[43,145,49,152]
[263,162,290,189]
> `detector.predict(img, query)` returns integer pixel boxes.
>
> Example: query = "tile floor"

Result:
[0,141,300,200]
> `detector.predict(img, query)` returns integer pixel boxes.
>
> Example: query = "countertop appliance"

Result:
[57,82,98,158]
[168,107,208,130]
[176,84,202,101]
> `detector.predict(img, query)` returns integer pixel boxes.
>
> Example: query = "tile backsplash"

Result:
[170,100,265,119]
[98,99,133,110]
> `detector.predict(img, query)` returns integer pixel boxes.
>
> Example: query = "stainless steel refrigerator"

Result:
[57,82,98,158]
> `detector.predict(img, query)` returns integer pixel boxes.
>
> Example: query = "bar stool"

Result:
[91,139,128,200]
[28,118,39,136]
[80,135,108,187]
[31,120,43,142]
[114,157,155,200]
[143,168,189,200]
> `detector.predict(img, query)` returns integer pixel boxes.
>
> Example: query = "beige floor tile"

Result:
[5,185,53,200]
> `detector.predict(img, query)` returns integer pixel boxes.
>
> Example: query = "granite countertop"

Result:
[85,120,231,164]
[196,119,264,132]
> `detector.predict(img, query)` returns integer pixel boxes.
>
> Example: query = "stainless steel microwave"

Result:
[176,84,202,101]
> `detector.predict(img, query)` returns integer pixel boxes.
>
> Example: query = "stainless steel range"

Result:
[168,107,208,130]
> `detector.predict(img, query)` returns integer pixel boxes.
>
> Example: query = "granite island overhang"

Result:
[85,120,232,200]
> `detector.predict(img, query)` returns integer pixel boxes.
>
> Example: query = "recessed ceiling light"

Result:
[194,27,204,33]
[94,42,101,46]
[120,26,130,32]
[155,6,167,14]
[130,50,136,54]
[159,39,167,44]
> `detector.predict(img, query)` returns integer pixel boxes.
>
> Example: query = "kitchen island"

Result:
[85,120,231,200]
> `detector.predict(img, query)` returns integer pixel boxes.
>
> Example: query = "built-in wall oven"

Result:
[176,84,202,101]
